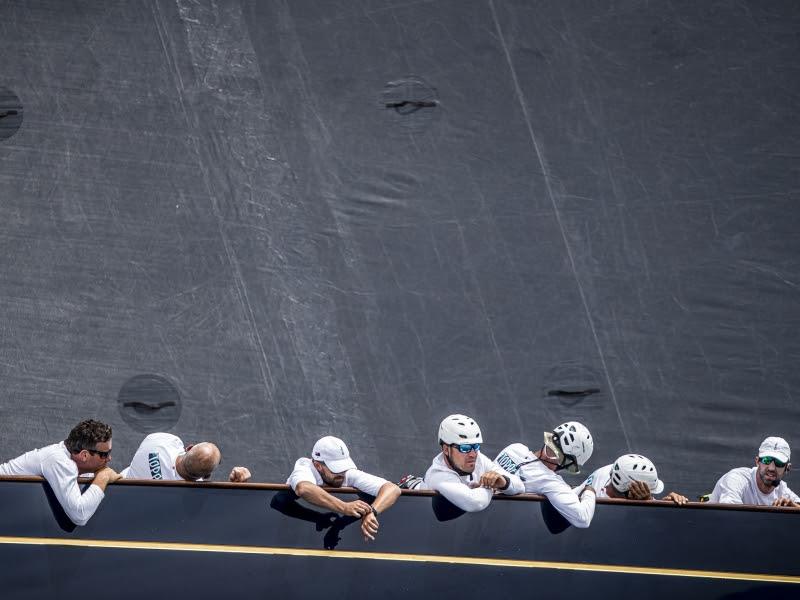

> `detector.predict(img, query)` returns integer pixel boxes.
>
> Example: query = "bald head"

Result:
[181,442,221,481]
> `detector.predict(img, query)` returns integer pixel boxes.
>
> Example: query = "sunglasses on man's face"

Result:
[760,456,787,468]
[450,443,480,454]
[85,448,112,459]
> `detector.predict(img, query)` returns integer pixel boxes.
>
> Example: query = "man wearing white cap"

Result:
[709,437,799,507]
[574,454,688,505]
[287,436,401,541]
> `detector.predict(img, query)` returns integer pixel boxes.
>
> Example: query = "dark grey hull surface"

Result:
[1,478,797,599]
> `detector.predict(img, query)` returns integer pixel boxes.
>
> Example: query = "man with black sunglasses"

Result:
[415,414,523,512]
[0,419,121,525]
[709,436,799,507]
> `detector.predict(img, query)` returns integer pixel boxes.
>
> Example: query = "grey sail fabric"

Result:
[0,1,798,502]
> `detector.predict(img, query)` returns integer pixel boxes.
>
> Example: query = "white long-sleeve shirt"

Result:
[574,464,614,499]
[423,451,524,512]
[286,457,388,496]
[496,443,595,528]
[0,442,105,526]
[121,433,186,480]
[710,467,800,505]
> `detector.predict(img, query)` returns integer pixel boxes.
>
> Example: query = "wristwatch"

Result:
[370,506,379,517]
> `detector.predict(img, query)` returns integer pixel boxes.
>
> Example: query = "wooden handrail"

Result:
[1,475,798,513]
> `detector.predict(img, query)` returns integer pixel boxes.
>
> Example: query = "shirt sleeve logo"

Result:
[148,452,163,480]
[496,451,520,474]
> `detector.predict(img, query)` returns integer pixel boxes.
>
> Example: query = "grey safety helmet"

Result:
[610,454,664,494]
[544,421,593,474]
[438,414,482,446]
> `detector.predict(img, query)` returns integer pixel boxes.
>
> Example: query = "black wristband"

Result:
[499,475,510,491]
[371,506,379,517]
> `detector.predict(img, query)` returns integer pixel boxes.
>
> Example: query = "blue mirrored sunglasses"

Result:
[760,456,787,468]
[451,443,480,453]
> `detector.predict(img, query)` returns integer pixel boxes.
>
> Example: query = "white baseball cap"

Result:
[758,437,790,464]
[312,436,357,474]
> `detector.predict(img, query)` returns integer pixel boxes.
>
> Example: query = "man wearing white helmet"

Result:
[495,422,598,528]
[709,436,799,507]
[403,415,524,512]
[574,454,688,504]
[287,436,401,541]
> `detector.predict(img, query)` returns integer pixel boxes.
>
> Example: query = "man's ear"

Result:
[74,450,90,466]
[787,462,792,473]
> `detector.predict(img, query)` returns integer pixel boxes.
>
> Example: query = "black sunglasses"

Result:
[85,447,112,459]
[760,456,787,468]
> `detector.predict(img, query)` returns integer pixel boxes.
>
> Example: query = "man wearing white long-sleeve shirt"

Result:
[574,453,688,505]
[287,436,401,541]
[0,419,121,526]
[709,436,799,507]
[495,421,596,527]
[420,414,523,512]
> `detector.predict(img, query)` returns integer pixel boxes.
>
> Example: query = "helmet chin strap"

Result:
[557,457,577,473]
[537,446,564,470]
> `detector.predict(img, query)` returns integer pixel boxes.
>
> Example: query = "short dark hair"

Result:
[64,419,113,454]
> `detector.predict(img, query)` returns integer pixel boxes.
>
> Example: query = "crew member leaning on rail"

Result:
[709,436,799,507]
[399,414,524,512]
[494,421,598,528]
[0,419,122,525]
[121,432,251,482]
[574,454,688,505]
[287,436,401,542]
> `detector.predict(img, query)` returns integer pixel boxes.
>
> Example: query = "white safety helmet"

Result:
[610,454,665,495]
[438,414,483,446]
[545,421,593,474]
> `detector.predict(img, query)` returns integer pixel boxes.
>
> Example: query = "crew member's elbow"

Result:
[295,482,314,498]
[67,512,90,527]
[572,517,592,529]
[384,482,402,501]
[462,496,491,513]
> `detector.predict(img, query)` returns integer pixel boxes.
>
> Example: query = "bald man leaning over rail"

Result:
[121,432,251,482]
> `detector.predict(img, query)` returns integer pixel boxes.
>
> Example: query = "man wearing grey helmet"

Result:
[495,421,598,528]
[574,453,688,504]
[401,414,524,512]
